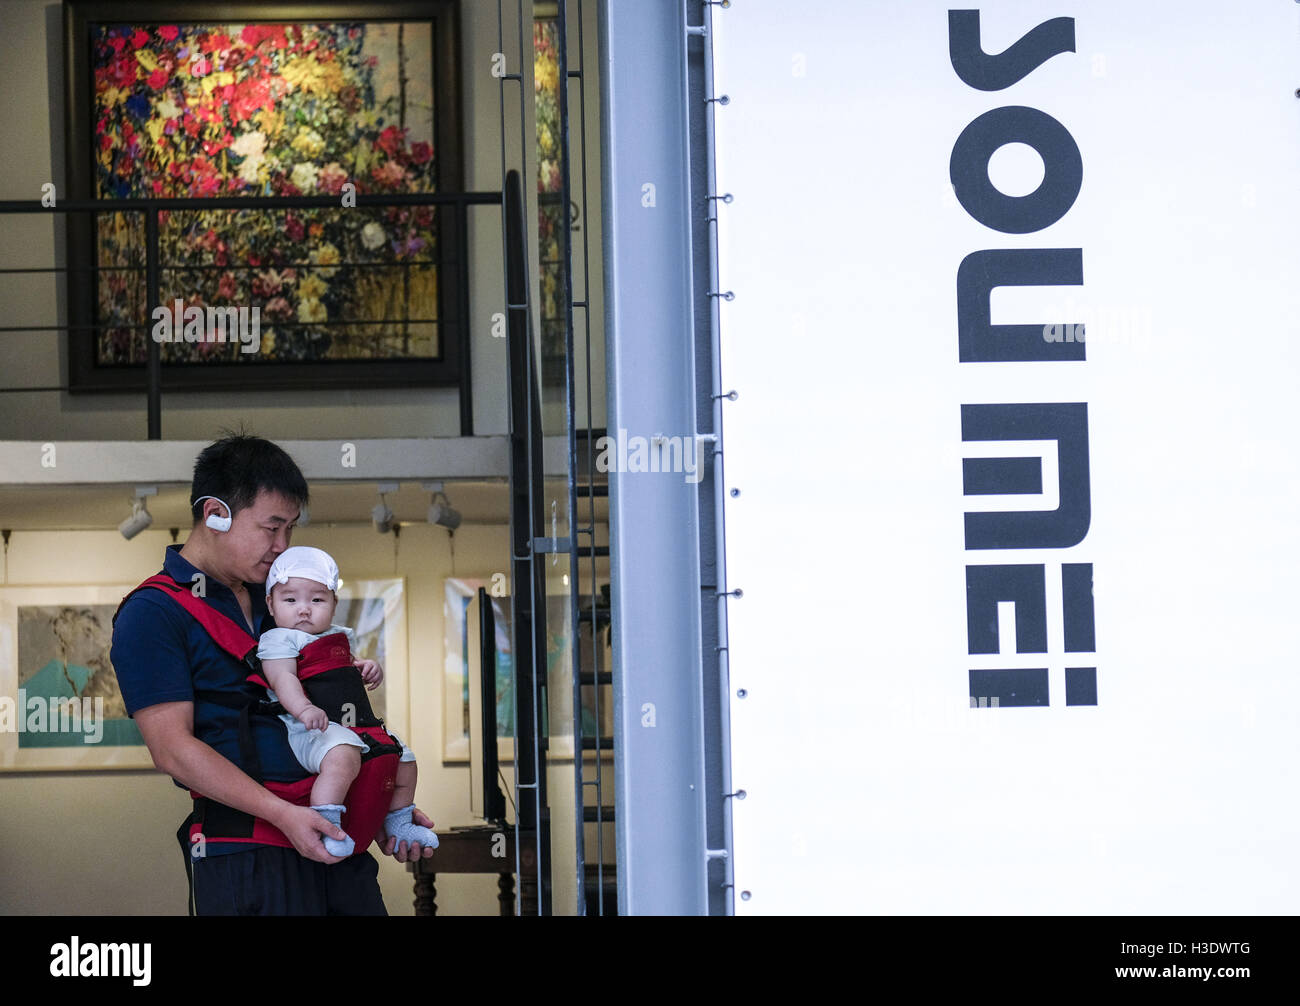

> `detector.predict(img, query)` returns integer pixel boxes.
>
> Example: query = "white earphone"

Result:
[193,495,233,533]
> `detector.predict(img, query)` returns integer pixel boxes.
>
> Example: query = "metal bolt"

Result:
[729,488,740,497]
[740,890,751,901]
[737,688,747,698]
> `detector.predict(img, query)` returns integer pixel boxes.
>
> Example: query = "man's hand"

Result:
[298,704,329,732]
[274,804,348,865]
[378,806,437,863]
[134,702,349,867]
[356,659,384,689]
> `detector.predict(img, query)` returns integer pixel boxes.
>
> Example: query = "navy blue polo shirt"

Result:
[111,544,310,854]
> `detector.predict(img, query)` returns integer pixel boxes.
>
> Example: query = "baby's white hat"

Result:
[265,545,341,598]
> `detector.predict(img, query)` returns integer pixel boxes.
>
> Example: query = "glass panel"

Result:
[533,0,578,916]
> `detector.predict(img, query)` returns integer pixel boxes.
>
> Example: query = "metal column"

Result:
[599,0,709,914]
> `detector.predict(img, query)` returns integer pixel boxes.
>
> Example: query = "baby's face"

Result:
[268,576,338,635]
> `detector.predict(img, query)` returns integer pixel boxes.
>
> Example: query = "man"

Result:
[110,433,435,914]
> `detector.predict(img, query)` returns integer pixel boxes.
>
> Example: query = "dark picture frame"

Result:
[63,0,465,393]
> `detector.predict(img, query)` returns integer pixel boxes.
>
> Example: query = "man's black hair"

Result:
[190,430,309,525]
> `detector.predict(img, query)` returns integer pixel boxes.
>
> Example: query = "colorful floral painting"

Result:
[87,18,441,367]
[534,17,567,363]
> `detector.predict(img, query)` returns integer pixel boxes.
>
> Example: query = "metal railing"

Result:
[0,190,501,438]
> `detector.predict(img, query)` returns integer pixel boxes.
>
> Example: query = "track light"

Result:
[429,494,461,530]
[423,482,461,530]
[372,482,398,534]
[119,501,152,540]
[119,487,157,540]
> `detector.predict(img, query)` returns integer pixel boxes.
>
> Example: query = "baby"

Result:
[257,545,438,858]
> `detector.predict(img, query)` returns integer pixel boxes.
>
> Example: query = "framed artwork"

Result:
[443,577,514,763]
[0,585,152,771]
[333,576,409,743]
[63,1,465,392]
[0,578,407,772]
[443,575,608,764]
[533,10,566,365]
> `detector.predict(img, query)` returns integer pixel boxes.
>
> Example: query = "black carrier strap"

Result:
[176,811,197,917]
[300,669,385,728]
[192,688,285,784]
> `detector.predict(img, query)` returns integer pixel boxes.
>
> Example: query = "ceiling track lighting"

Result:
[422,481,462,531]
[118,486,157,540]
[372,482,399,534]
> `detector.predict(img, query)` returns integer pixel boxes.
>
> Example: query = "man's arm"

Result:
[134,700,347,865]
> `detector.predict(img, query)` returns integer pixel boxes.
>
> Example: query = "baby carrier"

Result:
[113,573,402,864]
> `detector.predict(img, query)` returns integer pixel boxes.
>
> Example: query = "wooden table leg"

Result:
[413,869,437,916]
[497,872,515,916]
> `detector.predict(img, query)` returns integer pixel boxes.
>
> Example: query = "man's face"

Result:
[268,577,337,635]
[216,489,300,585]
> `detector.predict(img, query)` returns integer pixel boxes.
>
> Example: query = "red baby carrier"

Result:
[113,573,401,859]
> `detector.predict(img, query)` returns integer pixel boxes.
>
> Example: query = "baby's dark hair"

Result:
[190,429,309,524]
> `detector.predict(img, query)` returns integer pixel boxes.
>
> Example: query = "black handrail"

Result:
[0,190,501,438]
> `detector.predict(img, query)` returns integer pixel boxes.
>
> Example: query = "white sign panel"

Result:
[714,1,1300,913]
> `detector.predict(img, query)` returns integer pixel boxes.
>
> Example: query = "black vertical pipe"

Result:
[144,208,161,439]
[554,0,588,919]
[457,201,474,435]
[505,169,549,913]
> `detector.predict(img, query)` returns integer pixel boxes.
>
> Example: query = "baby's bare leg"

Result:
[312,743,361,807]
[389,758,417,810]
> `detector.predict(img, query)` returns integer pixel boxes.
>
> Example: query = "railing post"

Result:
[144,208,161,440]
[456,199,473,436]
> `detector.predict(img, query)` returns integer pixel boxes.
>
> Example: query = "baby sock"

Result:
[311,804,355,858]
[384,803,439,850]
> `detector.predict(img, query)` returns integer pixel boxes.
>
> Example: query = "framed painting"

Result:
[0,578,407,772]
[333,576,409,744]
[533,7,567,371]
[0,585,152,771]
[443,575,608,764]
[443,577,514,763]
[62,1,465,392]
